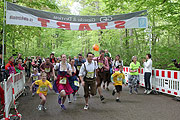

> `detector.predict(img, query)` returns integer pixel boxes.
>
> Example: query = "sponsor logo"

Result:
[100,16,113,22]
[138,18,147,28]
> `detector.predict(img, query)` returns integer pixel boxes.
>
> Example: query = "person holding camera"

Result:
[143,54,152,95]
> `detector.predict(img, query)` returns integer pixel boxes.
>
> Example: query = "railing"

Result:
[3,71,25,120]
[123,67,180,97]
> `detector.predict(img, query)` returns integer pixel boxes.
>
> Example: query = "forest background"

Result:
[0,0,180,70]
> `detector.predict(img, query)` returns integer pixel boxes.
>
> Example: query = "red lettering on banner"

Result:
[174,72,178,79]
[57,22,71,30]
[162,71,165,77]
[156,70,159,76]
[79,24,92,31]
[114,21,126,28]
[156,88,159,90]
[38,18,50,27]
[123,67,125,72]
[174,92,177,95]
[97,23,108,29]
[167,71,171,78]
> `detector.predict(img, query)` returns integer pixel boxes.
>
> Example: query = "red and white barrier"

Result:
[4,75,13,119]
[123,67,180,97]
[3,71,25,120]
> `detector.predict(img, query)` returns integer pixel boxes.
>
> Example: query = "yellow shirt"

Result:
[35,80,52,95]
[112,71,125,86]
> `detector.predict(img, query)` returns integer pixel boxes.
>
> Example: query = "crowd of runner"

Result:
[0,50,152,112]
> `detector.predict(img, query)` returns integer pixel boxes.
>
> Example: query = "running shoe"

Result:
[37,105,42,111]
[116,98,121,102]
[61,104,66,110]
[100,95,105,102]
[73,95,77,101]
[112,90,116,96]
[103,85,105,89]
[32,93,35,97]
[147,90,152,95]
[84,104,89,110]
[106,87,109,91]
[58,95,61,105]
[129,89,132,95]
[134,88,138,94]
[43,106,47,111]
[68,99,72,103]
[144,90,148,94]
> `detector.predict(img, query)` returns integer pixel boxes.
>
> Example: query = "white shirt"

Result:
[79,60,98,77]
[55,62,72,72]
[112,60,123,67]
[143,59,152,73]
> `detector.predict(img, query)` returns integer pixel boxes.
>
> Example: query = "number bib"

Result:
[45,67,50,73]
[33,76,38,81]
[117,77,122,81]
[86,72,94,79]
[59,78,67,84]
[77,66,81,71]
[98,63,103,69]
[74,81,79,87]
[40,85,47,92]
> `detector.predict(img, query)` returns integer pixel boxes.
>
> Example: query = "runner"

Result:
[111,65,126,102]
[112,55,123,71]
[50,53,56,65]
[96,50,109,102]
[75,54,86,77]
[68,58,79,103]
[54,54,73,110]
[30,72,53,111]
[128,56,140,94]
[40,57,57,82]
[79,52,98,110]
[103,53,111,91]
[29,68,41,97]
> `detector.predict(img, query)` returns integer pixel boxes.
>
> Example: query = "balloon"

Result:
[93,44,99,51]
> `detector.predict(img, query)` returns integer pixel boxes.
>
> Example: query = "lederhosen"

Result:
[83,63,97,98]
[75,60,83,77]
[96,57,106,87]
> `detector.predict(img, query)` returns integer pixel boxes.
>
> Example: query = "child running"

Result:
[68,58,79,103]
[29,68,41,97]
[30,72,52,111]
[111,65,126,102]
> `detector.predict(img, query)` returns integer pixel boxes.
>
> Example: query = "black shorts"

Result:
[115,85,122,92]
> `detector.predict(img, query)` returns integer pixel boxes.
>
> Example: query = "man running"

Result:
[79,52,98,110]
[40,57,57,81]
[96,50,109,102]
[75,54,86,77]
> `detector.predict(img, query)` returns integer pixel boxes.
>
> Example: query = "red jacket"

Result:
[5,61,16,74]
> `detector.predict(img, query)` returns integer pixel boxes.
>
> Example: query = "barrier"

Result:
[123,66,180,97]
[14,71,25,100]
[4,75,13,119]
[2,71,25,120]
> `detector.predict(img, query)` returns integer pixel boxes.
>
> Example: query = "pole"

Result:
[149,26,152,54]
[2,0,6,67]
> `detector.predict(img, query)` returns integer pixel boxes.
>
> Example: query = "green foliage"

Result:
[1,0,180,70]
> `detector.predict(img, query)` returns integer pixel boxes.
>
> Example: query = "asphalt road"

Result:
[17,84,180,120]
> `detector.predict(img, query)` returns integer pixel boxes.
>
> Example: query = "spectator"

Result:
[143,54,152,95]
[5,56,16,75]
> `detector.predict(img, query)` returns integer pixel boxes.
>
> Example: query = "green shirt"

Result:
[129,61,140,75]
[15,67,21,73]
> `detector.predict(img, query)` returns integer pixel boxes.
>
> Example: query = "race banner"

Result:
[6,2,148,31]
